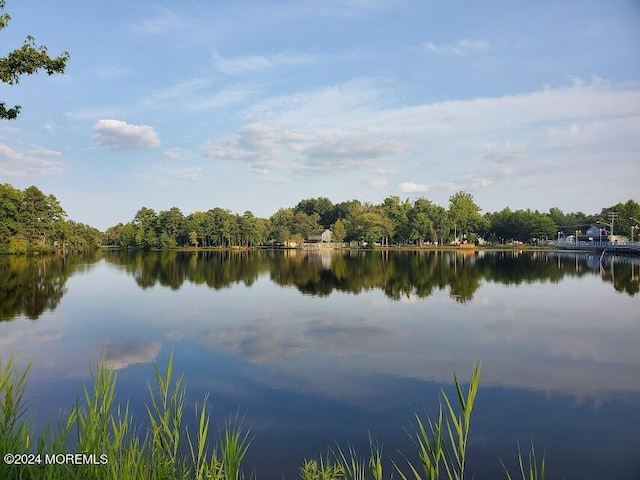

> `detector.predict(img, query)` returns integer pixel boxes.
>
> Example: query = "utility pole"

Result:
[631,217,640,244]
[608,212,618,239]
[598,212,618,243]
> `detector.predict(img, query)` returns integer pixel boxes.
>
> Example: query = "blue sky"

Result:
[1,0,639,230]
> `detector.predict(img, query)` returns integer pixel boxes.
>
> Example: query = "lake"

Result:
[1,249,639,479]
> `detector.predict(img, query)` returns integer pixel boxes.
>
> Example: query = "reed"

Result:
[395,362,481,480]
[501,441,546,480]
[0,354,250,480]
[1,357,552,480]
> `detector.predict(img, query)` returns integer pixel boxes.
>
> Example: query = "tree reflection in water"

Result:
[0,251,100,321]
[102,249,640,301]
[2,250,637,322]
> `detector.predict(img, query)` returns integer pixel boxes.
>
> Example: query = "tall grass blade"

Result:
[221,412,252,480]
[501,440,546,480]
[395,362,481,480]
[300,456,344,480]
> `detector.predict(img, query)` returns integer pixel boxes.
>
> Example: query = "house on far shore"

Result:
[583,224,609,242]
[308,228,332,243]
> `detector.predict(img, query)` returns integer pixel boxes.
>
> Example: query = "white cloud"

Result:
[468,175,494,189]
[144,79,250,111]
[182,87,251,111]
[132,6,184,34]
[134,162,203,183]
[248,74,537,135]
[196,77,640,211]
[242,77,391,127]
[212,50,319,75]
[175,169,201,182]
[367,179,388,188]
[424,38,490,56]
[399,181,458,194]
[481,141,528,165]
[164,147,182,160]
[399,182,429,193]
[65,107,123,121]
[25,147,62,158]
[93,119,160,149]
[236,77,639,205]
[201,122,403,175]
[0,144,64,177]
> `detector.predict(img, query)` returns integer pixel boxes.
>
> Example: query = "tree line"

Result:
[0,184,101,254]
[1,183,637,253]
[102,192,640,249]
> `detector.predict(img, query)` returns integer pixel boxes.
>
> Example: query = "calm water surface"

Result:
[1,250,639,479]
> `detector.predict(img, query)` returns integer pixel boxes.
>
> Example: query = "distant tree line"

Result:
[102,192,640,250]
[0,184,101,254]
[2,183,637,253]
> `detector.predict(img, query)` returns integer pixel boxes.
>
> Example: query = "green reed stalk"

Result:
[395,362,481,480]
[2,355,554,480]
[145,353,190,479]
[0,358,33,480]
[368,435,384,480]
[334,443,367,480]
[221,412,252,480]
[186,393,224,480]
[300,455,343,480]
[501,441,546,480]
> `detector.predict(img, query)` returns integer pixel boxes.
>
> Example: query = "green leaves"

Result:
[501,441,546,480]
[1,0,69,119]
[397,362,481,480]
[448,192,485,241]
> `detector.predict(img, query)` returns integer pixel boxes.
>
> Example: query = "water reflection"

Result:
[102,250,268,290]
[2,250,637,324]
[1,249,639,479]
[100,339,161,370]
[0,252,101,321]
[102,249,640,300]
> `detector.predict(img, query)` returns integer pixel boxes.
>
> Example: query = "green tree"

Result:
[0,183,22,251]
[449,191,484,242]
[600,200,640,239]
[239,210,259,247]
[294,197,335,226]
[487,208,556,243]
[120,223,137,248]
[381,196,411,244]
[1,0,69,120]
[133,207,158,249]
[157,208,186,248]
[187,211,210,248]
[331,219,346,243]
[188,230,198,247]
[268,208,294,244]
[207,207,235,246]
[18,185,66,249]
[291,211,321,239]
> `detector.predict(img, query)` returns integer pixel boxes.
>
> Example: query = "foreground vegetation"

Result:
[1,356,548,479]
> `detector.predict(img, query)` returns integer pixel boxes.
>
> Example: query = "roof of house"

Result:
[309,228,331,235]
